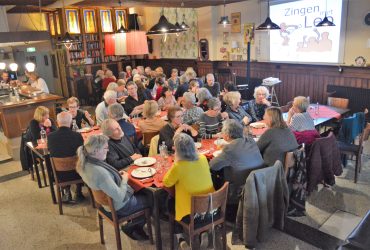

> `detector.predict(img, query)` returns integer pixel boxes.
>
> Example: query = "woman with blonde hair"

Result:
[28,106,57,145]
[76,134,151,241]
[257,107,298,166]
[138,100,167,133]
[247,86,271,122]
[224,91,252,126]
[28,72,49,93]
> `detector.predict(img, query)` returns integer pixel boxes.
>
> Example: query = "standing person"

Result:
[76,134,151,241]
[102,70,116,90]
[158,86,177,111]
[159,106,198,153]
[224,91,252,126]
[66,97,94,129]
[0,71,10,84]
[95,90,117,125]
[168,68,180,90]
[28,72,49,93]
[287,96,315,132]
[257,107,298,166]
[205,73,220,97]
[48,112,84,202]
[28,106,57,146]
[247,86,271,122]
[124,82,150,116]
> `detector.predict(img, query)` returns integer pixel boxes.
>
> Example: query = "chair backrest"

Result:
[284,144,305,176]
[148,135,160,157]
[51,156,78,172]
[190,182,229,225]
[143,131,159,147]
[92,189,111,207]
[328,97,349,109]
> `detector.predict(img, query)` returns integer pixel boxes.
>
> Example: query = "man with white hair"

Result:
[182,92,204,125]
[47,111,84,202]
[101,119,142,170]
[95,90,117,125]
[205,73,220,97]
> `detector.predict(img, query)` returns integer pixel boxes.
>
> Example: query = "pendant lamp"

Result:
[316,0,335,27]
[57,0,79,49]
[174,8,185,33]
[147,14,178,35]
[0,62,6,70]
[25,62,36,72]
[256,0,280,30]
[179,2,190,30]
[218,0,231,27]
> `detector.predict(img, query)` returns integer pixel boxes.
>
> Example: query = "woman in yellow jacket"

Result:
[163,133,214,248]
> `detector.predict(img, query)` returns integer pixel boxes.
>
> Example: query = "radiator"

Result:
[327,85,370,119]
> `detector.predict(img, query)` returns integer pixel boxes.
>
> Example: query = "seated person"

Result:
[210,119,264,204]
[0,71,10,84]
[138,100,167,133]
[134,75,153,101]
[287,96,315,132]
[159,106,198,153]
[247,86,271,122]
[95,90,117,125]
[29,106,57,146]
[157,86,177,111]
[66,97,94,129]
[257,107,299,166]
[205,73,220,97]
[101,119,142,170]
[167,68,179,90]
[155,75,166,101]
[28,72,49,93]
[224,91,252,126]
[108,103,136,144]
[188,79,200,94]
[163,133,214,248]
[198,98,227,139]
[182,92,204,125]
[174,74,189,100]
[220,81,238,112]
[116,79,128,102]
[185,67,204,88]
[47,112,84,202]
[102,70,116,90]
[124,81,150,116]
[76,134,151,241]
[196,87,213,111]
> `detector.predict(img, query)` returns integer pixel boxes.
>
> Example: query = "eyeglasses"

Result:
[68,106,78,109]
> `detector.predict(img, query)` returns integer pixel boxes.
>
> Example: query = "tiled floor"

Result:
[0,161,318,250]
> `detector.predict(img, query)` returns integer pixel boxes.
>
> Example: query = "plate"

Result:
[250,122,266,129]
[131,167,156,179]
[212,150,222,157]
[213,139,229,146]
[77,127,92,133]
[195,142,202,149]
[160,115,168,121]
[134,157,157,167]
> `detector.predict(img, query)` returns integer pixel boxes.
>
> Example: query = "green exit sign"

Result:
[26,47,36,52]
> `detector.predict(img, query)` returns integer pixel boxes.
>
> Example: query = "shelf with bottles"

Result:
[104,55,120,63]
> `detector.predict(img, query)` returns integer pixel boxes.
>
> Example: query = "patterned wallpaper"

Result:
[160,8,198,59]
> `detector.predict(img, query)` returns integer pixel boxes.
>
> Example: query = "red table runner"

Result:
[308,105,341,120]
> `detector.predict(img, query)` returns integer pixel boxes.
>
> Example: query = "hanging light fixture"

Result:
[147,8,178,35]
[316,0,335,27]
[179,2,189,31]
[174,8,185,33]
[25,62,36,72]
[57,0,79,49]
[218,0,231,27]
[0,62,6,70]
[9,63,18,72]
[256,0,280,30]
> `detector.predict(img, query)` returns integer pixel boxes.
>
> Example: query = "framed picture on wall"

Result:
[231,12,241,33]
[65,9,81,34]
[243,23,255,45]
[100,9,113,32]
[55,13,61,35]
[48,14,55,36]
[83,9,97,33]
[115,9,127,30]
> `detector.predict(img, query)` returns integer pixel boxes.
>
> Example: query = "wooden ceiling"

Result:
[1,0,246,12]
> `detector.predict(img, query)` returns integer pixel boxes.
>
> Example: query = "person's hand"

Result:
[262,99,271,106]
[242,116,250,125]
[119,170,128,178]
[220,112,228,120]
[213,133,222,139]
[288,107,295,116]
[84,111,91,119]
[43,119,51,127]
[181,124,192,131]
[175,125,184,135]
[131,153,142,161]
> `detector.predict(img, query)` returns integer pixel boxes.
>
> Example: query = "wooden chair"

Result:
[92,190,153,250]
[338,123,370,183]
[148,135,160,157]
[327,97,349,109]
[50,156,95,215]
[169,182,229,250]
[142,131,159,148]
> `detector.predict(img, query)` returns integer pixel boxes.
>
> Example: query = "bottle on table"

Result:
[72,120,79,132]
[40,127,47,144]
[159,141,168,159]
[315,102,320,115]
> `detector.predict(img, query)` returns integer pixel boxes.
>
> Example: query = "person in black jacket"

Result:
[124,81,150,116]
[48,111,84,202]
[66,97,95,129]
[101,119,142,170]
[29,106,57,146]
